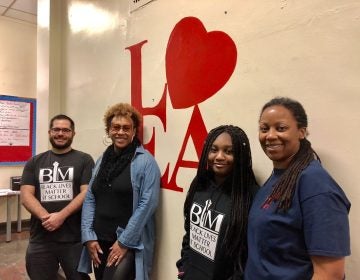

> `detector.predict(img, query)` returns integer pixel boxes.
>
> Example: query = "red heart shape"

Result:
[165,17,237,109]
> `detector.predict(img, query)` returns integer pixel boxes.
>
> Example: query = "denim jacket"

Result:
[78,145,161,280]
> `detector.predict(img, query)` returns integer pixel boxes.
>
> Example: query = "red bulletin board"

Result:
[0,95,36,165]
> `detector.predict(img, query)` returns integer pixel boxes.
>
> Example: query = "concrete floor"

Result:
[0,230,30,280]
[0,229,95,280]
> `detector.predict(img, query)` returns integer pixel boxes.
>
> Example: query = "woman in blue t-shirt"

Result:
[245,97,351,280]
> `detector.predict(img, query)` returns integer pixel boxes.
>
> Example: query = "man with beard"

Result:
[20,114,94,280]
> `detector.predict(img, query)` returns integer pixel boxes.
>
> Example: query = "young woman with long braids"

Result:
[245,97,351,279]
[177,125,258,280]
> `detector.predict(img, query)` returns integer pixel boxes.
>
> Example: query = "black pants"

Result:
[26,241,89,280]
[94,240,135,280]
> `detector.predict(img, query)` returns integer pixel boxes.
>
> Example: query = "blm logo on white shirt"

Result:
[39,161,74,202]
[189,199,225,261]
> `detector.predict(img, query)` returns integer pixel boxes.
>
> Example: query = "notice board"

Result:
[0,95,36,165]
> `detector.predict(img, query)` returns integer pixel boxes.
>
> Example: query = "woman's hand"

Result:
[86,240,103,268]
[106,241,128,267]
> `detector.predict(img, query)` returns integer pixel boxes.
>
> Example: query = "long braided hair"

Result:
[260,97,320,211]
[184,125,258,261]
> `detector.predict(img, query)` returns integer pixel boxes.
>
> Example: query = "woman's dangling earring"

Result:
[102,135,112,146]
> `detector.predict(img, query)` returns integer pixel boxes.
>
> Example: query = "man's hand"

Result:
[41,212,66,231]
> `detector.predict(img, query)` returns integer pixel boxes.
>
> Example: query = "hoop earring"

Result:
[102,135,112,146]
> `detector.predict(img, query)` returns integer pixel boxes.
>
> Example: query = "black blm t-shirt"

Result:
[21,149,94,243]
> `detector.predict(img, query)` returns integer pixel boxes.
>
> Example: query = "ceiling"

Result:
[0,0,37,24]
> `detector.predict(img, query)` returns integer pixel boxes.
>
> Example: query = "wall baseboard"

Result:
[0,219,30,232]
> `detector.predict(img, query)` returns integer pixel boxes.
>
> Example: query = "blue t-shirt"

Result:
[245,160,350,280]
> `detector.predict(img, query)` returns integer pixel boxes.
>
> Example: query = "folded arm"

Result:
[20,184,49,220]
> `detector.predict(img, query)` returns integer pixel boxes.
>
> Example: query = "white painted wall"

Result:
[0,16,36,222]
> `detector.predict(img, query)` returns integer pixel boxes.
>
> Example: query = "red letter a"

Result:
[162,105,208,192]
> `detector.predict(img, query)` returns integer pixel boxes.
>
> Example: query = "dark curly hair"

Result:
[103,103,142,136]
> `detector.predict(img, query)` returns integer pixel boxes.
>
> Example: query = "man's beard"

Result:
[50,137,73,150]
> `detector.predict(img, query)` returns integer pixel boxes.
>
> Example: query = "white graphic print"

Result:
[189,199,225,260]
[39,161,74,202]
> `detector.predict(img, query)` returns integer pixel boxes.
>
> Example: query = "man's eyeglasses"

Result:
[109,125,133,133]
[50,128,72,134]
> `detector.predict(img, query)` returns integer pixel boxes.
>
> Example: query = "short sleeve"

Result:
[80,154,95,185]
[302,192,350,257]
[21,157,36,186]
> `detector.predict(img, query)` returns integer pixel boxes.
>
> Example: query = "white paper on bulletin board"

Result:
[130,0,154,12]
[0,100,30,146]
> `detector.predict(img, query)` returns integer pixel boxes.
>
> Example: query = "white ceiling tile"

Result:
[12,0,37,15]
[5,8,36,24]
[0,0,13,7]
[0,0,37,23]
